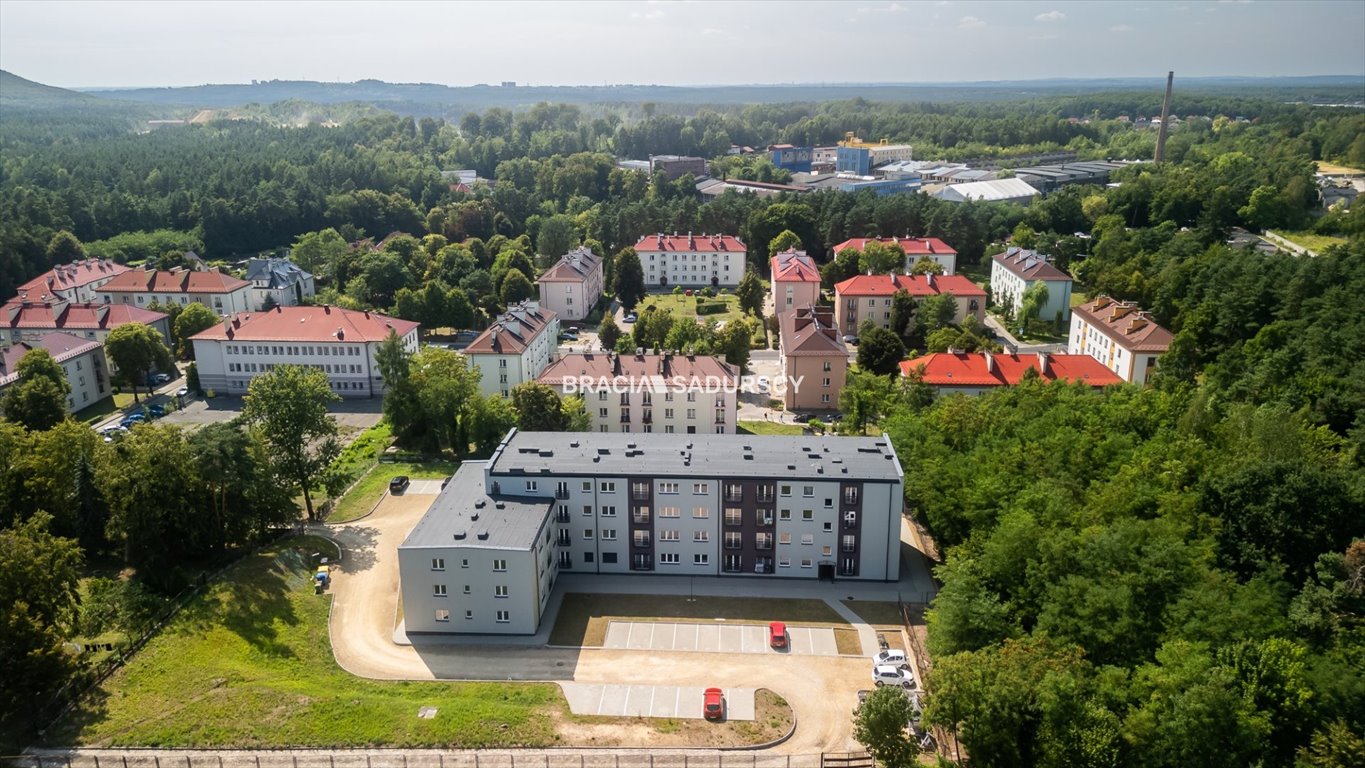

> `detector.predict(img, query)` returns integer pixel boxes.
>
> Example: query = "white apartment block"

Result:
[1069,296,1172,386]
[398,429,905,635]
[98,267,253,315]
[0,301,172,347]
[0,332,111,413]
[463,300,559,397]
[989,247,1073,325]
[634,233,747,288]
[537,352,738,434]
[190,305,419,398]
[13,259,131,303]
[536,247,602,323]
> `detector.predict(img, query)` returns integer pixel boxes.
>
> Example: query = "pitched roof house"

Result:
[900,351,1122,394]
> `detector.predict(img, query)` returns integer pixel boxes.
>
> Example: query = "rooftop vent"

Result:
[453,531,466,540]
[476,531,489,541]
[475,500,487,508]
[495,502,506,510]
[470,513,479,521]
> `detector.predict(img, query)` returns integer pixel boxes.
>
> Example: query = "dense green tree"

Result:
[598,313,622,350]
[888,289,916,346]
[45,230,85,266]
[908,256,945,275]
[853,685,919,768]
[1,348,70,430]
[104,322,173,403]
[859,241,905,274]
[172,302,218,359]
[767,229,803,257]
[499,268,535,304]
[535,214,578,262]
[614,248,646,311]
[98,423,201,585]
[290,228,349,278]
[242,365,340,522]
[511,382,573,431]
[735,268,765,317]
[856,323,906,376]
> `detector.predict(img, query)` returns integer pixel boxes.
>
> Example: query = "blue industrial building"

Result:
[836,146,872,176]
[769,144,813,173]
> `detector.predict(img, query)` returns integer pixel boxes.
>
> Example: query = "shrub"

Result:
[701,287,717,298]
[696,300,727,316]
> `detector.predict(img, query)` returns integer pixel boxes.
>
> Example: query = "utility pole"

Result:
[1155,70,1174,163]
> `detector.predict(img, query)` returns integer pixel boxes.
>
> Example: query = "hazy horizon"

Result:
[2,0,1362,90]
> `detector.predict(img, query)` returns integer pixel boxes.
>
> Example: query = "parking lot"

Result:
[561,683,756,721]
[603,621,840,656]
[397,479,445,495]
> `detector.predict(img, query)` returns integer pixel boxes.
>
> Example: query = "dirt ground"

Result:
[553,688,793,748]
[322,492,878,753]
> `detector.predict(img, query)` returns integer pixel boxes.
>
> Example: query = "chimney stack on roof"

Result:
[1036,351,1051,376]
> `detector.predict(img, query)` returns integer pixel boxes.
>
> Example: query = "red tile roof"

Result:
[834,273,985,298]
[1072,296,1173,353]
[15,259,130,300]
[190,305,418,343]
[832,237,957,258]
[99,267,250,295]
[538,247,602,283]
[1,332,103,380]
[779,306,848,357]
[634,233,745,253]
[538,352,737,386]
[0,301,168,331]
[991,247,1071,282]
[771,250,821,284]
[900,352,1122,388]
[463,300,557,355]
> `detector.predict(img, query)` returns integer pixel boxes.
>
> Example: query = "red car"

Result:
[768,621,787,649]
[703,687,725,720]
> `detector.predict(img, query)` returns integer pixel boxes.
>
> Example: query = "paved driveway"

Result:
[604,621,839,656]
[399,479,445,495]
[562,683,755,721]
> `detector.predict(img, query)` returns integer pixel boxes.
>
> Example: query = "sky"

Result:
[1,0,1362,89]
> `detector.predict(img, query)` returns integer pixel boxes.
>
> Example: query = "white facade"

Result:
[1067,298,1172,386]
[398,430,905,634]
[1069,315,1161,385]
[990,257,1072,325]
[635,235,747,288]
[536,248,603,323]
[465,301,560,398]
[0,334,111,413]
[577,387,735,435]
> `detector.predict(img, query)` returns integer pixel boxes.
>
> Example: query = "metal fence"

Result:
[9,753,844,768]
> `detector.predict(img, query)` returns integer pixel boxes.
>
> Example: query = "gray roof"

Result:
[247,257,312,289]
[487,430,903,483]
[400,461,552,550]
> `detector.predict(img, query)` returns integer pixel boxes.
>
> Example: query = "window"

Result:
[724,532,742,549]
[823,521,834,532]
[601,481,616,492]
[659,482,679,494]
[659,506,680,518]
[494,585,509,598]
[602,505,616,517]
[778,557,791,568]
[724,508,742,526]
[431,558,445,571]
[780,485,792,497]
[493,559,507,572]
[824,497,834,508]
[801,534,814,545]
[465,610,474,620]
[583,529,594,540]
[582,481,592,492]
[463,584,471,594]
[525,480,537,492]
[692,507,709,519]
[694,554,709,566]
[660,529,680,542]
[660,552,680,564]
[823,361,832,372]
[723,554,743,572]
[802,486,814,498]
[435,609,450,622]
[803,510,814,521]
[780,509,792,521]
[822,545,833,556]
[461,559,469,568]
[821,394,832,404]
[633,531,651,547]
[693,483,709,494]
[601,529,617,541]
[496,610,510,624]
[693,530,709,543]
[756,533,773,550]
[779,533,792,545]
[801,558,813,569]
[583,505,593,516]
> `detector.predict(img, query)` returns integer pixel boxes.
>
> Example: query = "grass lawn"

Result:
[639,291,744,326]
[78,393,136,424]
[328,460,458,523]
[550,593,850,647]
[737,420,806,436]
[841,600,905,626]
[49,536,564,749]
[1070,290,1090,308]
[1271,230,1349,254]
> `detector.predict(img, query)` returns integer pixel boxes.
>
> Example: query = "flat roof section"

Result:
[400,461,552,550]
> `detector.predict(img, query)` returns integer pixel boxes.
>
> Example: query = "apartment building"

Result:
[832,237,959,275]
[190,305,419,398]
[900,351,1122,395]
[463,300,560,397]
[537,352,737,434]
[1069,296,1172,385]
[98,267,253,315]
[0,332,111,413]
[13,259,131,303]
[536,247,602,323]
[833,274,986,337]
[770,249,821,313]
[246,257,315,310]
[0,301,171,347]
[990,247,1073,324]
[634,233,746,288]
[398,429,905,634]
[778,306,847,412]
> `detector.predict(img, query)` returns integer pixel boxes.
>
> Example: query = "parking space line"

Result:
[674,687,682,718]
[595,684,607,715]
[627,622,636,648]
[670,622,678,651]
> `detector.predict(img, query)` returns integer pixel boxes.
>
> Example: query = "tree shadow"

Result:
[170,548,303,658]
[333,524,380,574]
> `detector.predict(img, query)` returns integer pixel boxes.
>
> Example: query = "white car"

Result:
[873,664,917,689]
[874,649,909,669]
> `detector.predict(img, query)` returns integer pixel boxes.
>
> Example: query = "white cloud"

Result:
[1034,10,1065,22]
[958,15,985,28]
[887,2,906,11]
[629,10,664,19]
[1110,24,1134,32]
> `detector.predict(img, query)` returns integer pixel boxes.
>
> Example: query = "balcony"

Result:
[619,413,631,424]
[555,535,571,547]
[632,513,651,525]
[631,485,650,501]
[632,535,652,548]
[554,510,571,523]
[714,413,726,425]
[724,487,743,503]
[555,488,570,500]
[642,410,653,424]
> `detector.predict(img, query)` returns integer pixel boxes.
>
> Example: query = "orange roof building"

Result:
[832,236,958,275]
[1,300,171,346]
[634,232,747,288]
[900,351,1122,394]
[98,267,253,314]
[771,249,821,313]
[1068,296,1173,385]
[833,273,986,336]
[14,259,130,303]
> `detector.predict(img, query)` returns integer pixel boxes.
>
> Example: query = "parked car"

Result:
[100,425,128,443]
[841,334,859,345]
[623,312,637,323]
[146,404,165,418]
[872,664,917,689]
[703,687,725,721]
[389,476,410,494]
[768,621,787,649]
[176,386,190,398]
[120,413,146,429]
[874,649,910,669]
[152,372,172,384]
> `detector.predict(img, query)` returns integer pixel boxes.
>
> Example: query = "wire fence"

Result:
[7,752,858,768]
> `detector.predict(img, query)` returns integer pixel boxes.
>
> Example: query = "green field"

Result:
[737,420,807,436]
[639,291,745,325]
[49,536,563,748]
[328,460,458,522]
[1271,230,1349,254]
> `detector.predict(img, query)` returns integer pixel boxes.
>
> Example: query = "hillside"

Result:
[0,69,112,109]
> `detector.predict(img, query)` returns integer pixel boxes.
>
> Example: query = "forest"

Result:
[0,86,1363,763]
